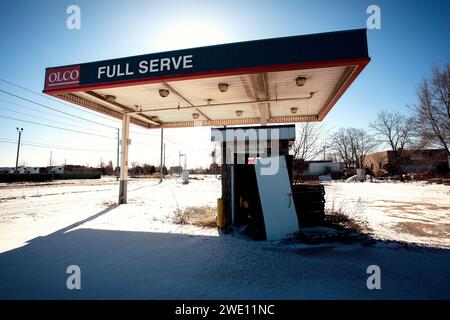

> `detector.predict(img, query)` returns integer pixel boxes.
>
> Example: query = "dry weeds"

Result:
[173,206,217,228]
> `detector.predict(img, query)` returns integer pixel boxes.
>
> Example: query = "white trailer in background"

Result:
[24,167,40,174]
[16,167,40,174]
[49,167,64,174]
[0,168,14,174]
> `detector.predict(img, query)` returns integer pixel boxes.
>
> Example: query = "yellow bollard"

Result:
[217,198,224,228]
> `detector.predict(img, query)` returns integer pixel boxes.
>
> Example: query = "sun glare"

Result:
[153,21,232,51]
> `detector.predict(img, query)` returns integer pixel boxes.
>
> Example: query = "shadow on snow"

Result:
[1,206,450,300]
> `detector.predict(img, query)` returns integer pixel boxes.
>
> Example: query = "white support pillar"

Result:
[119,113,130,204]
[159,127,164,182]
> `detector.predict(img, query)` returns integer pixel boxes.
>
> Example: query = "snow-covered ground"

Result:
[324,181,450,248]
[0,176,221,253]
[0,177,449,299]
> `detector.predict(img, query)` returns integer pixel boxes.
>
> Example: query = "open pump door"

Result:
[255,156,299,240]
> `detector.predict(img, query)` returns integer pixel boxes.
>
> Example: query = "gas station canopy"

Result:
[43,29,370,129]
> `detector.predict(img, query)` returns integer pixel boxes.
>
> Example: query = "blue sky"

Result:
[0,0,449,167]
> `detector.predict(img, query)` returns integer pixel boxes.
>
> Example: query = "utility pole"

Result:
[178,150,181,177]
[163,143,166,179]
[179,152,188,184]
[49,151,53,167]
[116,128,120,181]
[159,127,164,182]
[179,152,187,170]
[212,146,217,178]
[15,127,23,173]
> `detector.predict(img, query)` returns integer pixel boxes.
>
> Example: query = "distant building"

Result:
[0,167,14,174]
[25,167,40,174]
[170,166,182,176]
[307,160,341,176]
[363,149,448,175]
[16,167,40,174]
[63,165,98,174]
[1,167,41,174]
[292,159,341,181]
[49,166,64,174]
[39,167,49,174]
[47,165,99,175]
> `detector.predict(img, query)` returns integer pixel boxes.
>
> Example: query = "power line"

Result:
[1,136,112,151]
[0,78,121,125]
[0,114,161,148]
[0,105,116,135]
[0,114,116,139]
[0,139,116,153]
[131,129,212,153]
[0,93,166,143]
[0,97,114,129]
[0,81,212,153]
[162,135,213,153]
[0,89,119,129]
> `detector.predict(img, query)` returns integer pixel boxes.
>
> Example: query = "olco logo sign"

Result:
[45,66,80,88]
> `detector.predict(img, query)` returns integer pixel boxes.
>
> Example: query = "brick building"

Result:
[363,149,448,176]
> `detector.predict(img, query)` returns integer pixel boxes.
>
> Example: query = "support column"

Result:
[119,113,130,204]
[159,127,164,182]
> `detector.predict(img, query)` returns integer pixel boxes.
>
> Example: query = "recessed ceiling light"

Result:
[290,107,298,114]
[159,89,170,97]
[235,110,243,117]
[218,83,229,92]
[295,76,307,87]
[192,113,200,119]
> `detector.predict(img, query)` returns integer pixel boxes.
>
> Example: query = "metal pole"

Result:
[118,114,130,204]
[163,143,166,179]
[212,146,217,178]
[49,151,52,167]
[15,127,23,173]
[159,128,164,182]
[178,150,181,177]
[116,128,120,181]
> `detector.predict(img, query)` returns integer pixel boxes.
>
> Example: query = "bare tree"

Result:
[291,122,328,160]
[353,128,377,168]
[330,127,376,172]
[290,122,329,183]
[411,61,450,155]
[370,110,413,151]
[329,128,353,171]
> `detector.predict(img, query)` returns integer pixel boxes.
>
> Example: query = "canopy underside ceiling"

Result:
[55,64,358,128]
